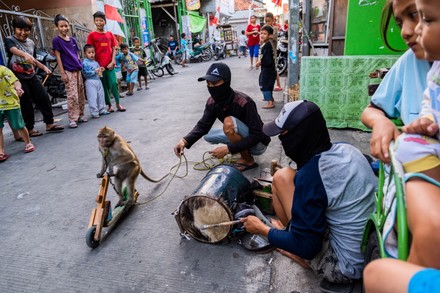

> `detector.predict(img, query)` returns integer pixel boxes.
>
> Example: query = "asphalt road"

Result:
[0,56,371,293]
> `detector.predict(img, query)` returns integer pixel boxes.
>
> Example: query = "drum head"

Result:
[178,195,232,243]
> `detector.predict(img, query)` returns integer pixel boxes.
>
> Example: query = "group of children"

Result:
[0,11,153,162]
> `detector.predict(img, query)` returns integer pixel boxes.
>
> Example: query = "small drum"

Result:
[174,164,251,243]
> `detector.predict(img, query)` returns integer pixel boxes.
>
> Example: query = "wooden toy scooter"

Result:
[86,174,139,248]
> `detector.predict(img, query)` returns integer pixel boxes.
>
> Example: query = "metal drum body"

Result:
[175,164,251,243]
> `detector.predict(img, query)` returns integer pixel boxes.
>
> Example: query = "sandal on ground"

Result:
[116,105,126,112]
[78,117,88,123]
[232,162,259,172]
[69,121,78,128]
[29,130,43,137]
[24,143,35,153]
[274,86,283,91]
[46,125,64,133]
[0,153,9,162]
[262,105,275,109]
[137,87,143,91]
[99,110,110,116]
[107,106,115,113]
[126,92,133,96]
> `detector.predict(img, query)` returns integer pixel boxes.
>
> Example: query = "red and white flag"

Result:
[96,0,125,37]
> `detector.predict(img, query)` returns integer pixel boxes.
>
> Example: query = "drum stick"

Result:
[200,220,241,230]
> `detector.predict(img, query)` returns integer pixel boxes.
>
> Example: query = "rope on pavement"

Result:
[192,151,239,171]
[135,154,189,205]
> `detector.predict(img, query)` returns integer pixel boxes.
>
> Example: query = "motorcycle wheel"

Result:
[276,55,287,76]
[201,49,213,61]
[174,53,182,65]
[165,63,175,75]
[152,67,164,77]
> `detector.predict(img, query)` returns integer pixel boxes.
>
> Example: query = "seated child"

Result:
[119,43,139,96]
[0,65,35,162]
[82,45,108,118]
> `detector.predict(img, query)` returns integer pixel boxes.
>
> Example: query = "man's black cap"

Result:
[198,62,231,82]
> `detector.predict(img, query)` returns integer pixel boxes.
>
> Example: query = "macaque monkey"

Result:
[97,126,161,207]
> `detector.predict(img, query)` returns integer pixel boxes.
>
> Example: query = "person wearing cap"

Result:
[241,100,376,289]
[173,62,270,171]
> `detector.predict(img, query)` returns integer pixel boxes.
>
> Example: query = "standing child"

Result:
[5,16,64,136]
[52,14,87,128]
[238,30,248,58]
[119,43,139,96]
[82,45,108,118]
[180,33,188,67]
[131,37,149,91]
[86,11,125,112]
[245,15,260,69]
[256,25,276,109]
[0,65,35,162]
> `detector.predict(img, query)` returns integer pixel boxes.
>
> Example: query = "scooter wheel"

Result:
[86,226,100,248]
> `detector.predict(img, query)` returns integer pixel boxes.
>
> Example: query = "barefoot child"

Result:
[256,25,276,109]
[86,11,126,112]
[82,45,108,119]
[52,14,87,128]
[0,65,35,162]
[131,37,149,90]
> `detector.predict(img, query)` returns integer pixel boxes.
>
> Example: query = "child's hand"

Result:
[256,61,261,67]
[402,117,439,137]
[107,61,115,70]
[23,53,36,66]
[42,65,51,75]
[15,87,24,97]
[60,72,68,82]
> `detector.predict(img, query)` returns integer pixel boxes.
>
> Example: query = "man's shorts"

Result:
[126,70,139,83]
[409,268,440,293]
[307,232,352,284]
[394,133,440,173]
[203,116,267,156]
[0,108,25,130]
[138,67,148,77]
[248,44,260,58]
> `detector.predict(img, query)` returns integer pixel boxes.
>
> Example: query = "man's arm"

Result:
[183,102,217,148]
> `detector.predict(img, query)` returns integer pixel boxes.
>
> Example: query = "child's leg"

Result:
[6,108,34,152]
[18,78,36,132]
[0,127,4,155]
[101,70,114,108]
[85,80,99,116]
[137,74,142,90]
[65,71,80,122]
[76,71,86,118]
[17,127,31,145]
[105,68,121,105]
[6,120,21,140]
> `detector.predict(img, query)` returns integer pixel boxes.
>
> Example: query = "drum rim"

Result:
[177,194,233,244]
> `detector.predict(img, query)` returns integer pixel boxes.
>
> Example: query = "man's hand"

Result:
[370,117,400,163]
[174,138,187,157]
[402,117,439,137]
[209,145,229,159]
[241,216,270,236]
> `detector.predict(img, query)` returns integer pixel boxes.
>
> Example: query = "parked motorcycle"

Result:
[36,50,66,105]
[146,37,174,76]
[276,31,288,76]
[212,38,226,60]
[189,42,213,62]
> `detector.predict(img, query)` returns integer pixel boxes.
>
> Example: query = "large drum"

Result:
[174,164,251,243]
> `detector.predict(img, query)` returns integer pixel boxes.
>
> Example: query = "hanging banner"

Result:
[186,0,201,11]
[140,8,150,46]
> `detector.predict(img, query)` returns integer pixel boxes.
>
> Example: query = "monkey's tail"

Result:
[140,169,169,183]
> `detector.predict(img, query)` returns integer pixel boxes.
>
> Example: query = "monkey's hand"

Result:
[174,138,187,157]
[96,172,104,178]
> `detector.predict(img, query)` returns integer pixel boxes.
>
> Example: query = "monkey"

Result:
[97,126,164,207]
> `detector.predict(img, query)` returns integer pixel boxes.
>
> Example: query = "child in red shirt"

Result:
[86,11,125,112]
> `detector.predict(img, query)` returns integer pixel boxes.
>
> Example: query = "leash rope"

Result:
[192,151,239,171]
[135,154,189,205]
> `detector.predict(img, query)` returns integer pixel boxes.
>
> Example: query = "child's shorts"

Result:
[126,70,138,83]
[115,70,122,80]
[394,133,440,173]
[239,46,247,54]
[409,268,440,293]
[248,44,260,58]
[138,67,148,77]
[0,108,25,130]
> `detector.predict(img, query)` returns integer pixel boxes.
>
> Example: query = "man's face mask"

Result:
[207,80,231,102]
